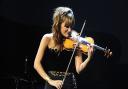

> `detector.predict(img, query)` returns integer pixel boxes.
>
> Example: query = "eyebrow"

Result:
[65,21,72,26]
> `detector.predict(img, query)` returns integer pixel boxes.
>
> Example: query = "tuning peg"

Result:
[104,46,108,56]
[107,49,113,58]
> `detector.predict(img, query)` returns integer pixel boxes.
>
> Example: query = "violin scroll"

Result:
[104,47,112,58]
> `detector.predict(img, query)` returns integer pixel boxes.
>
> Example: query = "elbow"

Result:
[76,71,80,74]
[33,61,38,70]
[76,68,81,74]
[76,64,83,74]
[33,63,36,70]
[33,60,42,70]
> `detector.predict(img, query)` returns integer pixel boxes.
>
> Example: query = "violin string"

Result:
[62,19,86,87]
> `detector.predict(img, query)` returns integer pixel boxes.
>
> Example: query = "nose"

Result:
[67,27,71,32]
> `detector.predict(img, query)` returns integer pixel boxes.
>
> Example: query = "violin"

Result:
[64,30,112,58]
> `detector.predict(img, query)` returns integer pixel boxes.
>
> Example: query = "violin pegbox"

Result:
[104,47,112,58]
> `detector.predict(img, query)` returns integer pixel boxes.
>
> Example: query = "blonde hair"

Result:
[52,7,75,51]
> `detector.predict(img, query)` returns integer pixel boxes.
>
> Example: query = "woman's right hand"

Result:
[47,79,63,89]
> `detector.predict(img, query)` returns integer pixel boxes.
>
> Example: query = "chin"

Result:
[65,34,70,38]
[62,34,70,38]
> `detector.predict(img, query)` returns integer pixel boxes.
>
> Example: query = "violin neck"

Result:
[79,37,106,52]
[92,44,106,52]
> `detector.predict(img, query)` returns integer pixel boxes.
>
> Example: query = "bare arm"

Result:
[34,34,51,81]
[75,45,93,74]
[34,34,63,89]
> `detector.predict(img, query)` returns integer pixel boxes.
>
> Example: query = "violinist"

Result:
[34,6,94,89]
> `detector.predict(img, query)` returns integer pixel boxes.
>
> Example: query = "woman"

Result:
[34,7,94,89]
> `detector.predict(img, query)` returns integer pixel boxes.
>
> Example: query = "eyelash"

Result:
[65,26,70,28]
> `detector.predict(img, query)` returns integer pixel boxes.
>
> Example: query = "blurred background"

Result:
[0,0,128,89]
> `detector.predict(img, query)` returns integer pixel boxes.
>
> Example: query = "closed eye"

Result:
[65,25,70,28]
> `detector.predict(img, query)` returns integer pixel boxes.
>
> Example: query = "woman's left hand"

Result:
[87,44,94,58]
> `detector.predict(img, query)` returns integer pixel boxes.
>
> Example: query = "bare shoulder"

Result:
[41,33,53,44]
[42,33,53,40]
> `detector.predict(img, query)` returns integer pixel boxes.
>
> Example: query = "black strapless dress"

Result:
[42,46,78,89]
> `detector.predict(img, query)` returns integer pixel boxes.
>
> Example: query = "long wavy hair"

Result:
[52,7,75,51]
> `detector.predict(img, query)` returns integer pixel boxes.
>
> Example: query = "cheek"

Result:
[61,27,66,33]
[61,28,68,37]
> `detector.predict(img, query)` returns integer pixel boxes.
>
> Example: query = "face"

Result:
[60,21,72,38]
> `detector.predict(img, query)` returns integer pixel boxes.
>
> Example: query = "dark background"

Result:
[0,0,128,89]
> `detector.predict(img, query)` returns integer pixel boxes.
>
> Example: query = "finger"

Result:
[56,80,63,89]
[79,47,83,52]
[59,80,63,85]
[87,44,91,49]
[57,85,60,89]
[88,45,94,52]
[90,47,94,52]
[57,83,62,89]
[55,85,59,89]
[53,81,59,89]
[73,43,76,46]
[110,51,112,56]
[87,44,89,47]
[73,44,78,48]
[60,81,63,88]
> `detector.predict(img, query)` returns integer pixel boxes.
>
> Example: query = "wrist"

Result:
[45,77,51,82]
[87,55,91,59]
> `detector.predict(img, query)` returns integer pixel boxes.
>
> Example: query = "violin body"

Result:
[64,37,94,54]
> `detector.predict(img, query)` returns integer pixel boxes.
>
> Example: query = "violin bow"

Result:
[62,19,86,86]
